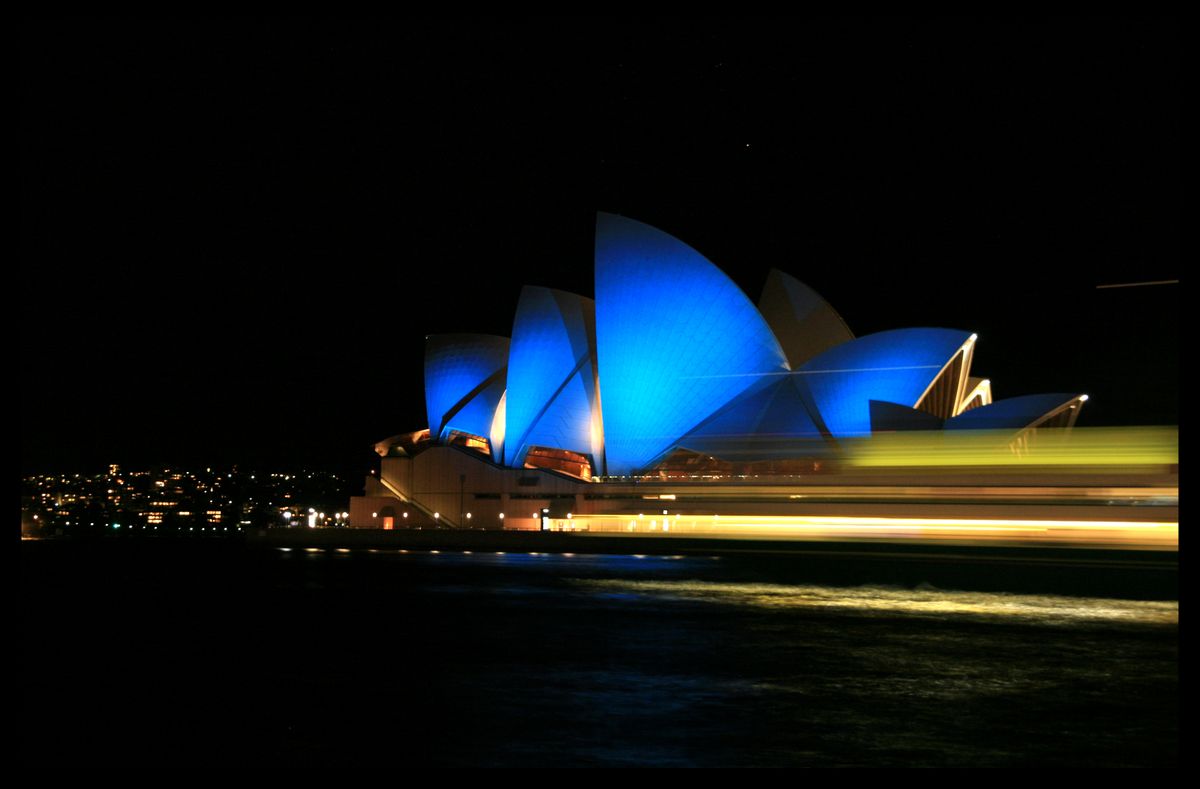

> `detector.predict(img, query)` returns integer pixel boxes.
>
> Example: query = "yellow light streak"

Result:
[845,426,1177,469]
[549,512,1177,550]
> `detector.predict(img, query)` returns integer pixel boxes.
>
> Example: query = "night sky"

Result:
[21,17,1178,476]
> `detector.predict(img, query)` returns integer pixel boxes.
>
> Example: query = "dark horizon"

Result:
[21,17,1179,475]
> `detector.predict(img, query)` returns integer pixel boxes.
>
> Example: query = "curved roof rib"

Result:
[758,269,854,368]
[913,333,978,420]
[504,286,603,471]
[958,377,994,415]
[945,393,1088,432]
[796,327,975,439]
[595,213,789,475]
[424,333,509,460]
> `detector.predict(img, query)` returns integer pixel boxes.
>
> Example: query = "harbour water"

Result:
[21,541,1177,767]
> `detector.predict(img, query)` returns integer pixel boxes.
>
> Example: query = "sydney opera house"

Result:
[348,214,1091,533]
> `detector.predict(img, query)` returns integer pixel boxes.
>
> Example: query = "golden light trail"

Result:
[550,512,1177,550]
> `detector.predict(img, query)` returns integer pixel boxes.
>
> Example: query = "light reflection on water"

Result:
[22,541,1176,766]
[570,578,1178,627]
[364,547,708,573]
[305,547,1176,624]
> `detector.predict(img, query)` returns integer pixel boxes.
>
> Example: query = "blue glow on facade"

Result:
[945,393,1082,431]
[796,328,972,439]
[395,214,1087,475]
[504,286,601,469]
[424,334,509,447]
[680,376,826,457]
[595,213,789,475]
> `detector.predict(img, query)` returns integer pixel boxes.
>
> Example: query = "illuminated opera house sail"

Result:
[347,213,1122,535]
[412,213,1085,475]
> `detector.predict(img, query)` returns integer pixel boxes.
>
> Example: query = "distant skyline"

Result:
[21,17,1178,474]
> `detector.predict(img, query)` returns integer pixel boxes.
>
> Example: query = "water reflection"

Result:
[571,579,1178,627]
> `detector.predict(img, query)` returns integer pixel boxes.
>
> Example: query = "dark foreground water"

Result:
[21,541,1177,767]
